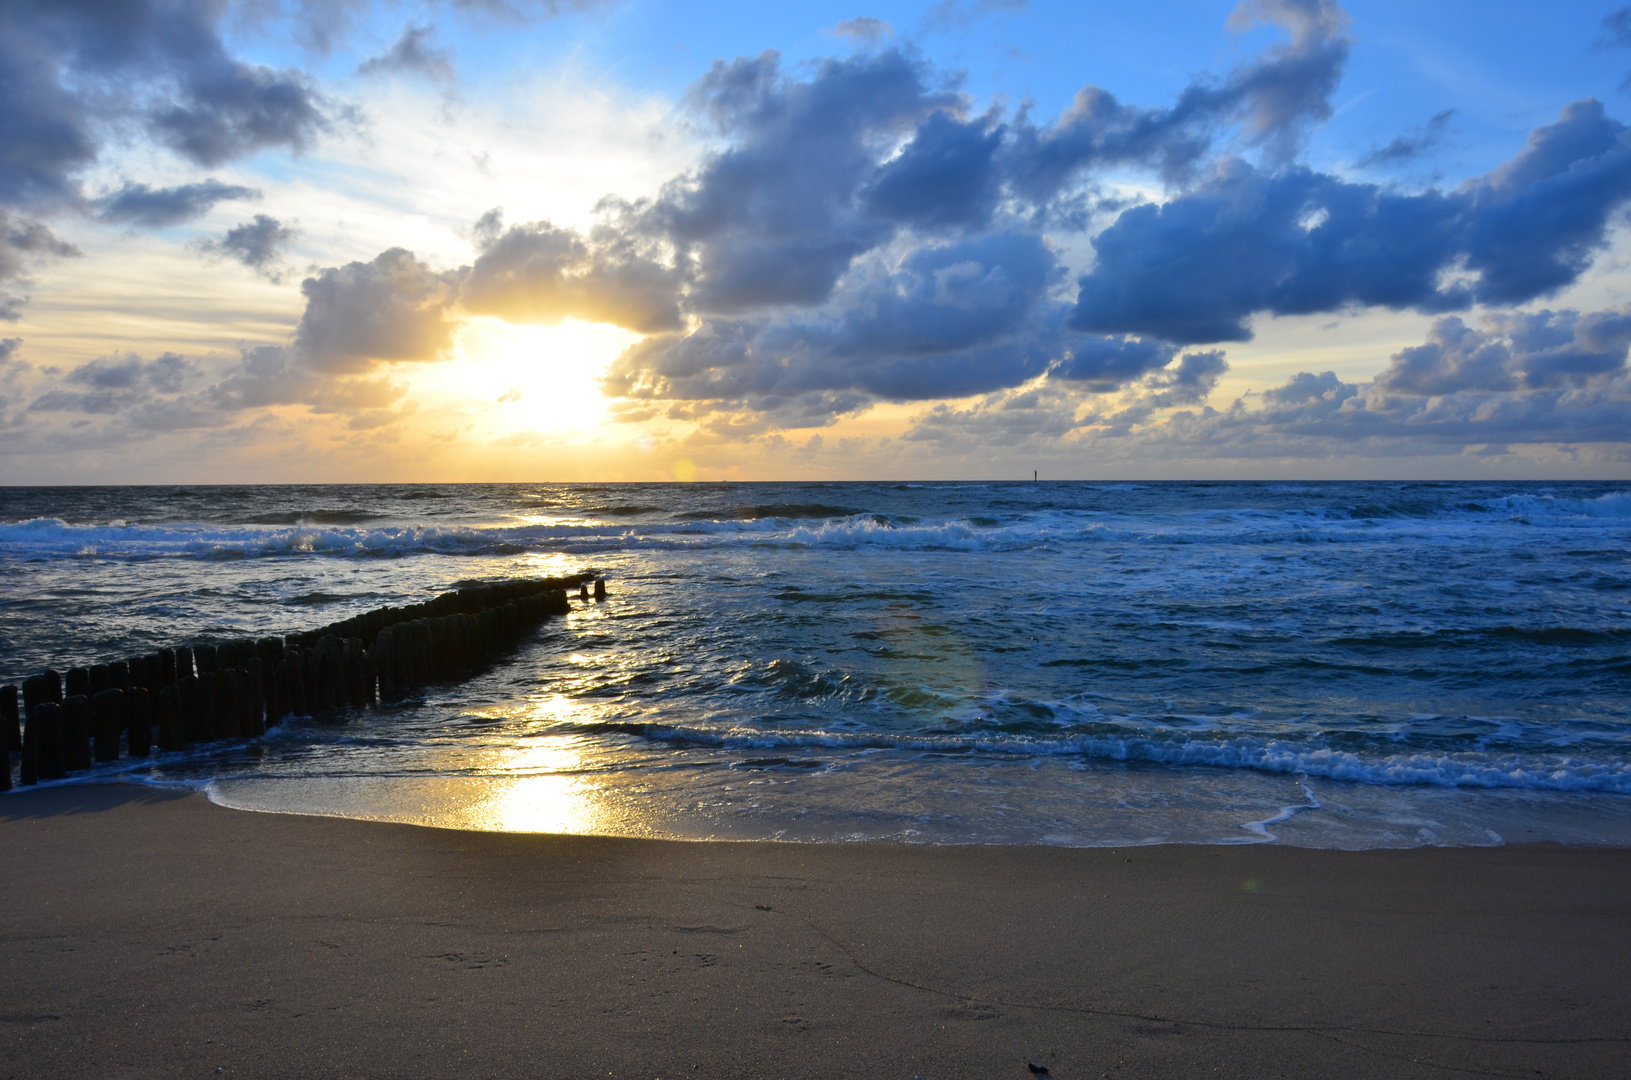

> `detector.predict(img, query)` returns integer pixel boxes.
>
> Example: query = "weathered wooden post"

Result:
[91,689,123,763]
[194,643,217,674]
[109,660,131,740]
[63,694,94,769]
[159,647,177,688]
[174,646,194,682]
[67,667,90,699]
[1,684,19,770]
[33,703,66,781]
[216,668,241,740]
[157,684,185,752]
[0,687,10,793]
[244,658,265,737]
[127,685,152,757]
[595,577,607,600]
[195,671,216,741]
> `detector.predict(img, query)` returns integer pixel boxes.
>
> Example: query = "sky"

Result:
[3,0,1631,482]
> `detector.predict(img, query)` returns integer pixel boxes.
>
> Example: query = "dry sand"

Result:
[2,784,1628,1079]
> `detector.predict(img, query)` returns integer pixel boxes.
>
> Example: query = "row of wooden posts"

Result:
[0,573,607,791]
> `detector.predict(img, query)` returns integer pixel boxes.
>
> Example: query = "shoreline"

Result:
[3,784,1629,1078]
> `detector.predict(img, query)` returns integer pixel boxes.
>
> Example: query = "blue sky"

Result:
[2,0,1630,481]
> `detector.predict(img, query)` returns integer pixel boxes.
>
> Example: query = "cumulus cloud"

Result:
[94,180,261,228]
[1377,307,1631,395]
[462,212,682,332]
[1069,100,1631,344]
[0,0,329,210]
[357,26,456,82]
[294,248,463,373]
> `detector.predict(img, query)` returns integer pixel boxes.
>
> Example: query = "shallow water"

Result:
[4,480,1630,847]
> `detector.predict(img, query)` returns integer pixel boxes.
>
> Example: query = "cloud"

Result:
[1051,336,1178,390]
[0,0,328,211]
[94,180,261,228]
[1377,307,1631,395]
[462,213,683,332]
[922,0,1028,33]
[1357,109,1454,167]
[0,211,79,319]
[294,248,463,373]
[203,214,298,277]
[30,351,198,414]
[613,48,960,313]
[602,231,1070,420]
[830,17,894,44]
[0,212,78,282]
[1004,0,1351,199]
[357,26,456,82]
[1070,100,1631,344]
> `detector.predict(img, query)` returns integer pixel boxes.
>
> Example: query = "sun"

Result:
[433,316,642,434]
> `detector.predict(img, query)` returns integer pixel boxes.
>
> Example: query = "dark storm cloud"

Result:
[94,180,261,228]
[1069,101,1631,345]
[295,248,463,373]
[0,0,327,211]
[204,214,297,274]
[1358,109,1454,167]
[357,26,456,81]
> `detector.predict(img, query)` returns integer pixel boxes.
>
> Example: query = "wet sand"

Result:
[2,784,1628,1079]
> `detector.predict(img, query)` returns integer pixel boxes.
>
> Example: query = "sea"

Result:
[3,481,1630,849]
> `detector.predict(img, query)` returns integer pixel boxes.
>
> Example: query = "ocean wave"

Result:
[4,484,1627,564]
[572,719,1631,793]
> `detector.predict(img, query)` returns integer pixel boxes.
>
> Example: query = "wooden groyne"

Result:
[0,573,602,789]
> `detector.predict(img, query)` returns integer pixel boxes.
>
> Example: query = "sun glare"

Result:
[437,317,641,434]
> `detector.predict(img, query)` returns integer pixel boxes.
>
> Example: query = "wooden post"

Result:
[216,668,241,740]
[157,685,185,751]
[67,667,90,698]
[64,694,94,769]
[159,647,177,688]
[194,643,217,673]
[595,577,607,600]
[91,689,122,763]
[174,646,194,682]
[0,686,10,793]
[273,657,293,722]
[244,658,265,737]
[127,685,152,757]
[33,703,66,780]
[1,685,19,769]
[195,671,216,741]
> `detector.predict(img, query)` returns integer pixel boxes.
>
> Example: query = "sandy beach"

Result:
[0,785,1626,1079]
